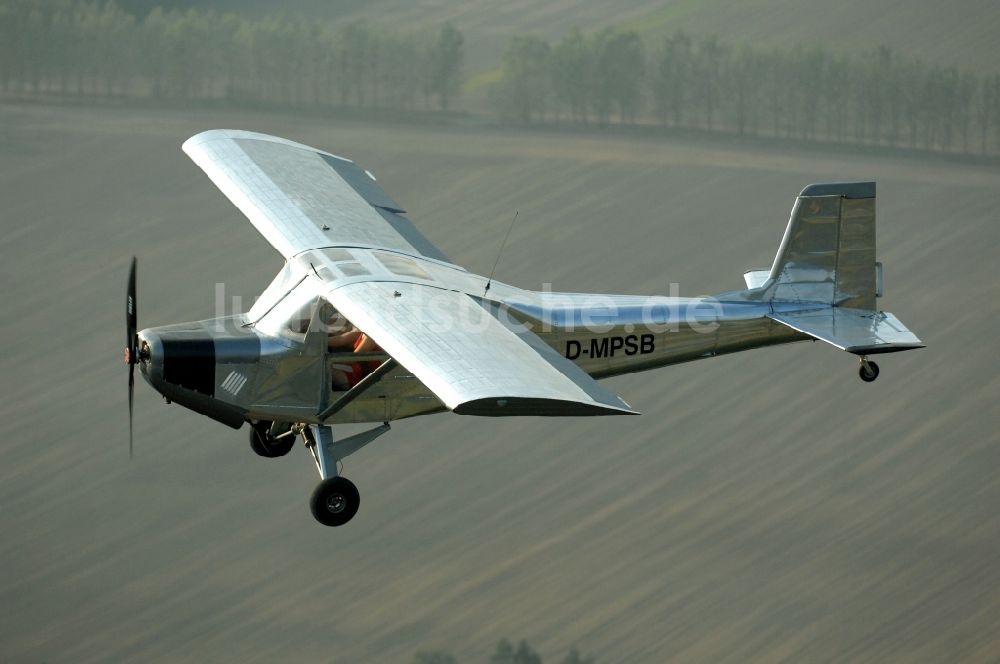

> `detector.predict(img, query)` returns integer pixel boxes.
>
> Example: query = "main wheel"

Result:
[310,477,360,527]
[249,423,296,458]
[859,360,880,383]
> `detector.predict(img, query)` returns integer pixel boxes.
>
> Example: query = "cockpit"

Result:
[246,269,384,391]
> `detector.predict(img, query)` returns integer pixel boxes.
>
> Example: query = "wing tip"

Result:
[846,342,926,355]
[799,181,875,199]
[182,129,353,163]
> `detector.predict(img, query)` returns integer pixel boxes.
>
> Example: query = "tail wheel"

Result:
[859,360,880,383]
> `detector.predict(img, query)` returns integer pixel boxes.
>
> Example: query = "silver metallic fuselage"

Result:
[512,295,806,379]
[137,280,809,427]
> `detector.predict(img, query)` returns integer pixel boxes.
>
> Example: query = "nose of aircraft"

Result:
[136,329,162,389]
[130,325,247,429]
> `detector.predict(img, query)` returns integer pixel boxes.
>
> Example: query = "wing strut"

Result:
[318,358,398,422]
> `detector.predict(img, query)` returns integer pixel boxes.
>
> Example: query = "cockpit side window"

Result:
[285,300,315,334]
[255,280,361,346]
[296,300,352,336]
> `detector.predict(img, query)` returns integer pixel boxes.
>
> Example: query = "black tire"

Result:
[859,360,880,383]
[249,428,272,457]
[310,477,360,527]
[249,423,296,458]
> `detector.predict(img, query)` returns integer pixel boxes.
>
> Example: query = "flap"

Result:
[325,281,638,417]
[768,307,924,354]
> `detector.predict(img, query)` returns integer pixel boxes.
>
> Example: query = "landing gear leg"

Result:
[304,423,390,527]
[859,356,880,383]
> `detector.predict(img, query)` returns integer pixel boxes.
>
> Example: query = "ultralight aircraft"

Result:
[125,130,924,526]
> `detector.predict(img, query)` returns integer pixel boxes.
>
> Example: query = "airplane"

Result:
[125,130,924,527]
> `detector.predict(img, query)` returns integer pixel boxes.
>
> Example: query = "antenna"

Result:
[484,210,519,297]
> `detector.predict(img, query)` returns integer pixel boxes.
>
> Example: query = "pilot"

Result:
[326,311,382,390]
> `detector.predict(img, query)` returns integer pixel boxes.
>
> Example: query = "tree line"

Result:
[491,27,1000,155]
[413,637,595,664]
[0,0,464,111]
[3,0,999,156]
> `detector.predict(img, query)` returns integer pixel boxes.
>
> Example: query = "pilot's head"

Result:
[321,304,352,334]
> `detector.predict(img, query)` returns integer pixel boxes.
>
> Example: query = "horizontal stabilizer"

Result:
[768,308,924,355]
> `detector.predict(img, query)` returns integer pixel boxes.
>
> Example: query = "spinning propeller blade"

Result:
[126,256,137,459]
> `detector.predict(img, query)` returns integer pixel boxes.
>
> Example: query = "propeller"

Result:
[125,256,137,459]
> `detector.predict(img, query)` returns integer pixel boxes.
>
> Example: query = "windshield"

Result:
[253,279,321,341]
[254,279,355,346]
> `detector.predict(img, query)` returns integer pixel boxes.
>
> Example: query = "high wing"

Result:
[768,307,924,354]
[184,130,636,418]
[182,130,451,263]
[325,281,638,417]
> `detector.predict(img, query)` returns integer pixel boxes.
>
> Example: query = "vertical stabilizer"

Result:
[766,182,876,308]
